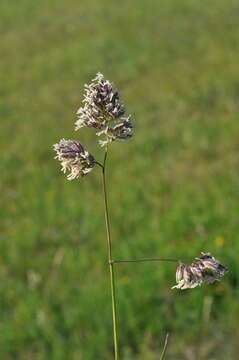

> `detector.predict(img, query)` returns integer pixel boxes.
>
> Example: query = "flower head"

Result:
[97,116,133,147]
[172,253,227,290]
[75,73,125,130]
[75,73,133,146]
[53,139,95,180]
[90,72,125,119]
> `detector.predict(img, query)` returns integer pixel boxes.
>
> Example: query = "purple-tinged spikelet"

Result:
[172,253,227,290]
[53,139,95,180]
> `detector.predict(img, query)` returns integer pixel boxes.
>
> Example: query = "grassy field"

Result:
[1,0,239,358]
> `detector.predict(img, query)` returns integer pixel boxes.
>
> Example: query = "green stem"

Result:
[160,333,170,360]
[101,149,119,360]
[113,258,179,264]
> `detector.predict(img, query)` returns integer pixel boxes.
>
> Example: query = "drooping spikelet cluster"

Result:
[53,139,95,180]
[172,253,227,290]
[75,73,133,146]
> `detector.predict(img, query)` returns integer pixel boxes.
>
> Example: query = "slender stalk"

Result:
[113,258,179,264]
[101,148,119,360]
[160,333,170,360]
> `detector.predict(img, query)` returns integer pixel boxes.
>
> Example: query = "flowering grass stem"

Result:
[53,73,228,358]
[101,148,119,360]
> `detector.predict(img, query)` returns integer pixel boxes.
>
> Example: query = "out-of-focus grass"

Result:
[1,0,239,358]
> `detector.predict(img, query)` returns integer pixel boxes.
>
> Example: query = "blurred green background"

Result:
[1,0,239,359]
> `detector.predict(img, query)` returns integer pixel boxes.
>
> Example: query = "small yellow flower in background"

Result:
[121,276,130,285]
[215,236,225,248]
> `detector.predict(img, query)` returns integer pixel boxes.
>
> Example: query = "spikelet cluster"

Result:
[53,139,95,180]
[75,73,133,146]
[172,253,227,290]
[53,73,133,180]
